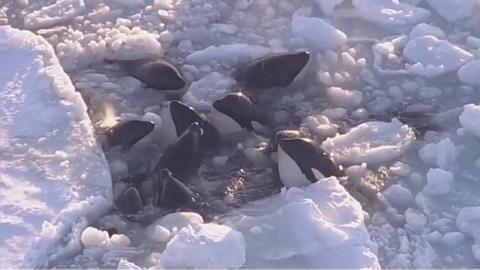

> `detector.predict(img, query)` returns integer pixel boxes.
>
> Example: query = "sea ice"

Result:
[458,60,480,87]
[424,168,454,196]
[352,0,430,30]
[426,0,476,23]
[185,44,270,66]
[24,0,86,30]
[322,118,415,165]
[459,104,480,138]
[183,72,235,109]
[290,15,346,51]
[0,26,112,268]
[161,223,246,269]
[227,177,380,268]
[403,35,474,78]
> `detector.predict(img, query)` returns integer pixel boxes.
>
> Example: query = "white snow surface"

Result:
[322,118,415,166]
[162,223,246,269]
[0,26,112,268]
[226,177,380,268]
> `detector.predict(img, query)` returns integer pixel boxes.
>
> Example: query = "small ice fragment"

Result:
[424,168,453,196]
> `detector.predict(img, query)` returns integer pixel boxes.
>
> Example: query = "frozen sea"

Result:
[1,0,480,269]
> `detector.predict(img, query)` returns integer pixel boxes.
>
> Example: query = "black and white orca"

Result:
[155,169,195,209]
[169,100,221,151]
[116,186,144,215]
[122,59,186,90]
[211,92,270,134]
[277,137,341,187]
[105,120,155,150]
[234,51,310,89]
[152,122,203,184]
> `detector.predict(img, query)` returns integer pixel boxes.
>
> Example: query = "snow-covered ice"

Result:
[426,0,476,23]
[227,177,380,268]
[352,0,430,30]
[403,35,474,78]
[162,223,246,269]
[322,119,415,165]
[290,14,346,51]
[4,0,480,268]
[458,60,480,87]
[0,26,112,268]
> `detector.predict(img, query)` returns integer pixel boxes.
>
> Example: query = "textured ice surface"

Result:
[322,119,415,165]
[226,177,380,268]
[0,26,112,268]
[352,0,430,30]
[403,35,474,78]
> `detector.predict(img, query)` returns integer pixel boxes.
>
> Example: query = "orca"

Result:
[277,137,341,187]
[234,51,310,89]
[151,122,203,184]
[169,100,221,151]
[155,169,195,209]
[116,187,144,215]
[122,59,186,90]
[105,120,155,150]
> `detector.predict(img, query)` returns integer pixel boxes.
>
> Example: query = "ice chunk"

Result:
[109,234,131,247]
[442,232,466,248]
[117,259,142,270]
[326,87,363,108]
[303,115,337,138]
[228,177,379,268]
[409,23,446,39]
[426,0,475,22]
[186,44,270,66]
[81,227,110,248]
[458,60,480,87]
[291,15,346,51]
[456,206,480,241]
[424,168,453,196]
[24,0,86,30]
[435,138,456,170]
[148,225,171,243]
[162,223,246,269]
[383,184,413,209]
[405,208,427,230]
[183,72,235,110]
[152,212,203,231]
[104,27,162,60]
[459,104,480,138]
[114,0,144,8]
[352,0,430,29]
[322,119,415,165]
[0,26,112,268]
[314,0,344,15]
[403,36,474,78]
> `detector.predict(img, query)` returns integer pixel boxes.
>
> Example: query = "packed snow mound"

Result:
[0,26,112,268]
[290,15,346,51]
[459,104,480,138]
[322,118,415,166]
[352,0,430,30]
[426,0,476,23]
[162,223,246,269]
[458,60,480,87]
[226,177,379,268]
[403,35,474,78]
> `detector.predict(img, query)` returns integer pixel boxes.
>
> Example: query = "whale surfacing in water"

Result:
[122,59,186,91]
[234,51,310,89]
